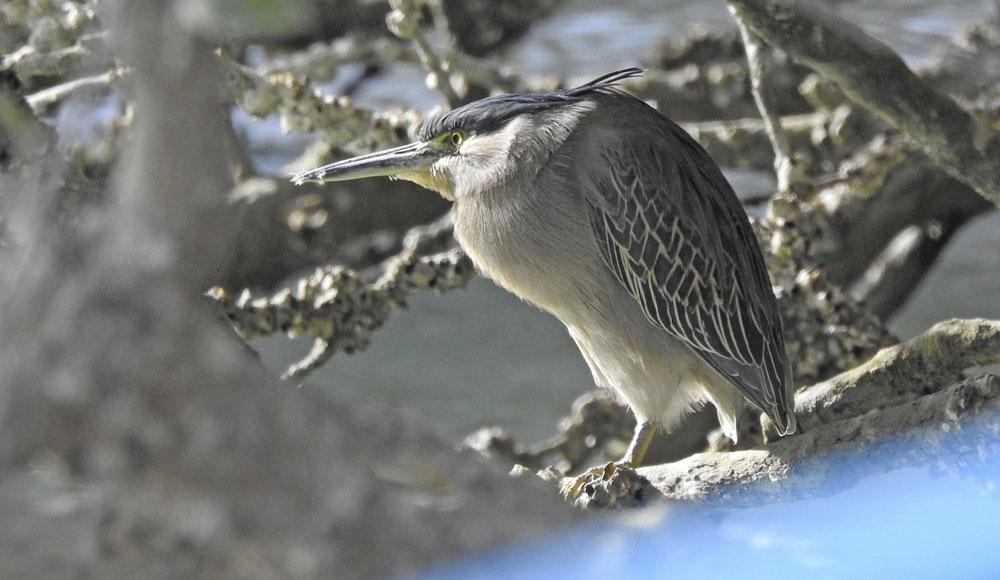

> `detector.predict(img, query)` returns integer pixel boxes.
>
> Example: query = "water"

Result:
[509,0,997,74]
[256,0,1000,443]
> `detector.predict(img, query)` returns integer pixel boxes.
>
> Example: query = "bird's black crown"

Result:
[418,67,644,141]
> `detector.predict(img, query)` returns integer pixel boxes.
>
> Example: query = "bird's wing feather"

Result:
[585,123,795,434]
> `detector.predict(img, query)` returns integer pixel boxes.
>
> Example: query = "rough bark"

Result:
[786,318,1000,433]
[641,373,1000,503]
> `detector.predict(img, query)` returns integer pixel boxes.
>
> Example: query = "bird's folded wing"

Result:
[585,134,795,434]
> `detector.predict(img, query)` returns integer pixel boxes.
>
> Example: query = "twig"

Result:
[730,7,805,193]
[25,68,122,114]
[423,0,517,93]
[465,391,636,475]
[385,0,516,104]
[683,110,830,171]
[726,0,1000,207]
[386,0,461,106]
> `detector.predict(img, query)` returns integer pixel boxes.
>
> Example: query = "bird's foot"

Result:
[560,461,654,509]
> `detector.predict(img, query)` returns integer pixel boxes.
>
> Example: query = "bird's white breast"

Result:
[452,185,605,328]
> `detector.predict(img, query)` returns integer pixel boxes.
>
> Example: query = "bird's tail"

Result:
[770,406,797,436]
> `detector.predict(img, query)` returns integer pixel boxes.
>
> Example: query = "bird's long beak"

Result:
[290,141,441,186]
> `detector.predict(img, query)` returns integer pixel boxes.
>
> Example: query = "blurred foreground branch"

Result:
[0,2,574,576]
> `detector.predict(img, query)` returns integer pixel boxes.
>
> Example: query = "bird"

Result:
[291,67,796,470]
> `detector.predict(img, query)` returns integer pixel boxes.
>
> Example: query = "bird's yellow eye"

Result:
[449,130,465,148]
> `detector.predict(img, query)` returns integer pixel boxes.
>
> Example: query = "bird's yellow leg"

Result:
[620,421,657,467]
[561,421,658,500]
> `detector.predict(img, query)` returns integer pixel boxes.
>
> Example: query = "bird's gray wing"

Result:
[585,128,795,434]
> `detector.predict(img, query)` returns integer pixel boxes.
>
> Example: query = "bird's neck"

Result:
[453,102,596,203]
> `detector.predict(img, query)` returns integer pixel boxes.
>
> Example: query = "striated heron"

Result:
[292,68,796,469]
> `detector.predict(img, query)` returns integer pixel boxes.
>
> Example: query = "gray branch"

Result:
[730,7,805,193]
[0,2,575,575]
[560,319,1000,504]
[726,0,1000,207]
[781,318,1000,434]
[209,247,475,379]
[850,220,962,319]
[223,54,421,153]
[642,373,1000,502]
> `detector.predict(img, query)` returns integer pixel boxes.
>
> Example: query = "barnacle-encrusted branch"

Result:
[726,0,1000,207]
[496,319,1000,506]
[256,35,419,79]
[385,0,517,103]
[778,318,1000,433]
[209,247,474,379]
[643,372,1000,503]
[387,0,461,105]
[598,318,1000,504]
[757,195,896,384]
[223,54,421,154]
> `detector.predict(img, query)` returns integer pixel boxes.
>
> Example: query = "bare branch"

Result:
[25,68,122,114]
[387,0,462,105]
[819,141,993,289]
[385,0,517,104]
[850,220,962,319]
[730,7,806,193]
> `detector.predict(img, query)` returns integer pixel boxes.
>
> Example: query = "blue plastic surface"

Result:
[424,413,1000,579]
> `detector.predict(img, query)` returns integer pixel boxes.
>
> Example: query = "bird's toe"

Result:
[560,461,655,509]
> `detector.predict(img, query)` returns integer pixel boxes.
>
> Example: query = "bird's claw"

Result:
[560,461,614,500]
[560,460,651,509]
